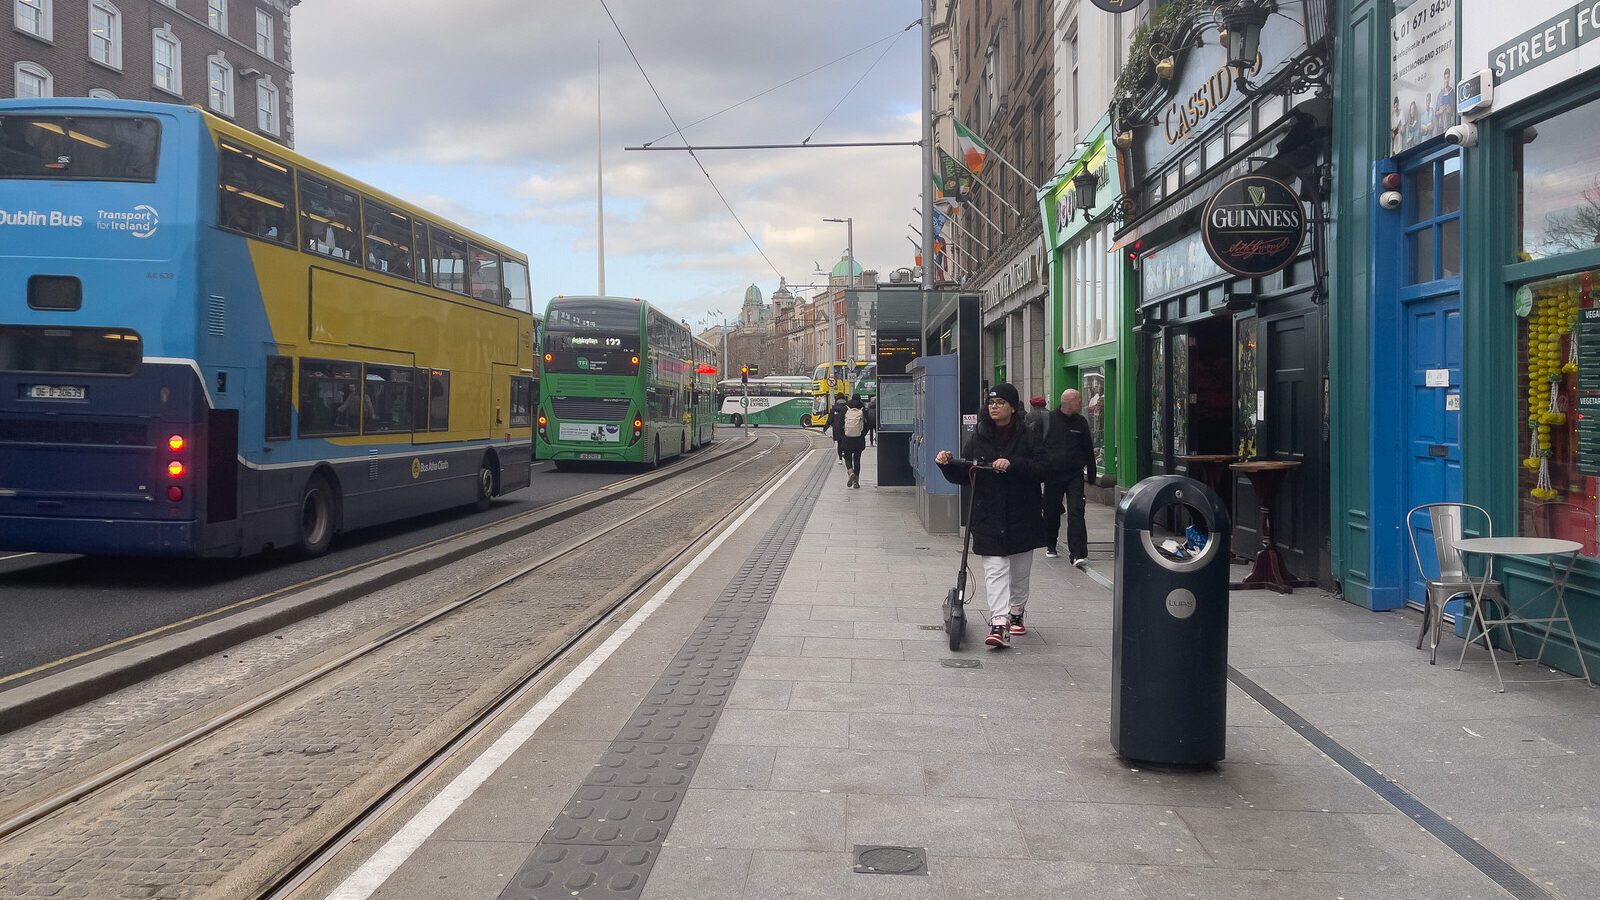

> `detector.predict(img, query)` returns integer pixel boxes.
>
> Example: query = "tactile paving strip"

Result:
[498,458,830,899]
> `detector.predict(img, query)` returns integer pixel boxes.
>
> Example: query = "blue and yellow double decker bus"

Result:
[807,361,867,426]
[538,295,693,468]
[0,98,535,557]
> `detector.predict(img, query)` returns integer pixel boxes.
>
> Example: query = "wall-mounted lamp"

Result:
[1072,170,1136,226]
[1211,0,1330,99]
[1217,1,1270,73]
[1136,309,1164,334]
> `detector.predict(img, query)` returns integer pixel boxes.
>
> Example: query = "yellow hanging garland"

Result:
[1523,284,1578,500]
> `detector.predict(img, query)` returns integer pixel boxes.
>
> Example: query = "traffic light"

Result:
[740,365,749,385]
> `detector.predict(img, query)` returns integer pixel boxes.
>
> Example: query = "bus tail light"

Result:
[629,415,643,446]
[537,407,550,443]
[167,486,184,502]
[167,460,185,478]
[167,434,186,451]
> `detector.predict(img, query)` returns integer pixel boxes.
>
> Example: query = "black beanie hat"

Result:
[986,382,1021,411]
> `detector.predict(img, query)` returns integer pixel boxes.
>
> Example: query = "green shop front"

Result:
[1041,115,1137,504]
[1449,0,1600,677]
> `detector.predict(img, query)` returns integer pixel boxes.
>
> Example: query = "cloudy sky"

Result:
[291,0,924,328]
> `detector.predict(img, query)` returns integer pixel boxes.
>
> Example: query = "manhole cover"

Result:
[853,845,928,876]
[940,658,981,669]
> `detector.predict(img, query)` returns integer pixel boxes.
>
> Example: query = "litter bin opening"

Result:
[1138,500,1223,572]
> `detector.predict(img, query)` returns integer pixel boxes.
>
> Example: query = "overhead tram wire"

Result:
[802,20,913,145]
[641,20,918,149]
[598,0,784,283]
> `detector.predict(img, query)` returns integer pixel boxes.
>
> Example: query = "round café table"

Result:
[1228,459,1314,594]
[1453,537,1595,692]
[1176,454,1238,513]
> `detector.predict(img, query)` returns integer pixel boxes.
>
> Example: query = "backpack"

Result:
[844,407,866,438]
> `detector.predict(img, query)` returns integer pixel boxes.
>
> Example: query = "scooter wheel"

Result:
[943,588,965,651]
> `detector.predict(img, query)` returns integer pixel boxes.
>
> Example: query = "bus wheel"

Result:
[682,433,689,456]
[474,457,497,511]
[297,475,336,558]
[651,437,662,469]
[730,413,743,427]
[552,460,573,472]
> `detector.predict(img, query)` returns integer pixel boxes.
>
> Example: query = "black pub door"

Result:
[1232,301,1329,585]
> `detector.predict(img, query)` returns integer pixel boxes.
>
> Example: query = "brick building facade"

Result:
[5,0,298,146]
[955,0,1055,398]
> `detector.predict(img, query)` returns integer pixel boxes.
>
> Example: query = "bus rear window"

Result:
[0,116,160,182]
[0,326,142,375]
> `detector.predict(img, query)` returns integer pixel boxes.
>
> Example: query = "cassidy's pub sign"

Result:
[1200,174,1306,278]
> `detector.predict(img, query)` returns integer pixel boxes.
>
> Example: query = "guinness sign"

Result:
[1090,0,1146,11]
[1201,175,1305,278]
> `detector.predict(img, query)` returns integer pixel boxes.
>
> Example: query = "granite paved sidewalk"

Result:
[638,452,1600,900]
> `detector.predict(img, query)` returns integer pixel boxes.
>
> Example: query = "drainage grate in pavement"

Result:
[917,624,945,631]
[497,457,831,900]
[853,845,928,876]
[940,658,982,669]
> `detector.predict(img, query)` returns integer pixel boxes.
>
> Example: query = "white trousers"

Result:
[979,551,1033,625]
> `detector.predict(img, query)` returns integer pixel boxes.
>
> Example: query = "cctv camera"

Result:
[1444,123,1478,148]
[1379,190,1403,211]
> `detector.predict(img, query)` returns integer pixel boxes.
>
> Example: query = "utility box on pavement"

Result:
[1111,475,1232,766]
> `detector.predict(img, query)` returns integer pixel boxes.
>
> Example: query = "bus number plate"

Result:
[29,384,86,400]
[578,452,603,460]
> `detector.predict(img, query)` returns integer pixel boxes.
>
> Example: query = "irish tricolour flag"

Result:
[954,120,991,176]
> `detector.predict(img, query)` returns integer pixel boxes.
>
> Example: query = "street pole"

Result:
[846,217,856,393]
[921,0,934,289]
[597,42,606,296]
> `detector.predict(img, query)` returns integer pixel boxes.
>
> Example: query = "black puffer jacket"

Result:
[937,420,1046,557]
[1039,409,1097,484]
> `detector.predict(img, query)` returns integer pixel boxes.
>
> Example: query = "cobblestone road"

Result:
[0,432,815,899]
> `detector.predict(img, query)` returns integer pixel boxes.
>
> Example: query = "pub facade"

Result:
[1112,0,1335,586]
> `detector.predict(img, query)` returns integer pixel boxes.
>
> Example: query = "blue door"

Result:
[1399,151,1464,607]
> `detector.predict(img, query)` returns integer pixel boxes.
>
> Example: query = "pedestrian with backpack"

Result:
[823,393,850,465]
[839,396,868,488]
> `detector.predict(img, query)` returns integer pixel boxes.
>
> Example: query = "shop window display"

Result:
[1516,271,1598,555]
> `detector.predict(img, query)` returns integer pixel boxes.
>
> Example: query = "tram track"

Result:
[0,433,757,733]
[0,428,820,900]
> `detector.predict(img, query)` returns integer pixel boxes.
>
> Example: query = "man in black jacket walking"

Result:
[1039,388,1096,566]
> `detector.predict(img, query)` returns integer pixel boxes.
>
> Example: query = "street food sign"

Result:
[1463,0,1600,112]
[1200,175,1306,278]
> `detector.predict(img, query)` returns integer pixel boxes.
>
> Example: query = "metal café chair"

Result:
[1406,503,1506,665]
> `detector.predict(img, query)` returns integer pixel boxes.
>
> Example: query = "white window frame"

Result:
[255,75,278,135]
[88,0,122,70]
[14,61,52,98]
[15,0,52,41]
[207,52,234,117]
[88,87,116,99]
[152,25,181,95]
[254,7,273,59]
[207,0,226,33]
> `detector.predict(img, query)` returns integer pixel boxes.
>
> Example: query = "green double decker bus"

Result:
[538,295,695,468]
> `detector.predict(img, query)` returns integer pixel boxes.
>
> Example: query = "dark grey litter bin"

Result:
[1110,475,1232,766]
